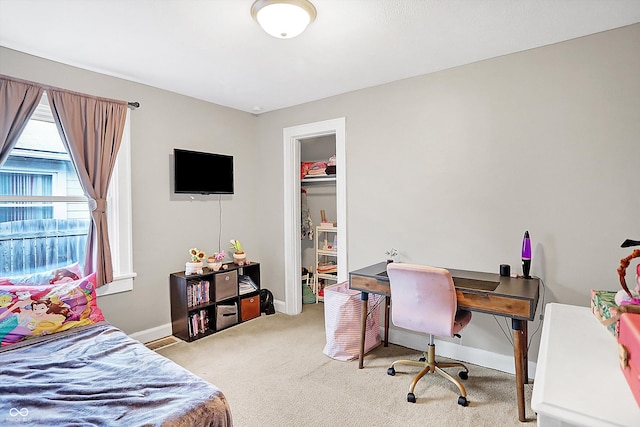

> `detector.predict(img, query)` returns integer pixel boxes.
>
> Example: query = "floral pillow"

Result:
[0,272,104,347]
[0,262,84,286]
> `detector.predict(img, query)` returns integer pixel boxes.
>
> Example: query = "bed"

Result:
[0,266,232,426]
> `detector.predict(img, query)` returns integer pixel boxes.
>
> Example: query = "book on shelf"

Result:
[188,309,210,338]
[187,280,210,308]
[239,275,259,295]
[317,262,337,274]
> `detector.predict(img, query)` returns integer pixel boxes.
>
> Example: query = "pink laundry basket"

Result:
[322,281,382,361]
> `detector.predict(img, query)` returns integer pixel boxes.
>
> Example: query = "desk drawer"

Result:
[350,275,389,295]
[456,291,532,320]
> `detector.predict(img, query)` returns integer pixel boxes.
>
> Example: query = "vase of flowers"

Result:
[186,248,206,275]
[230,239,246,266]
[207,251,226,271]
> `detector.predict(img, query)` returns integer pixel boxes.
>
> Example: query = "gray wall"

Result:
[1,23,639,361]
[0,47,259,334]
[255,23,640,360]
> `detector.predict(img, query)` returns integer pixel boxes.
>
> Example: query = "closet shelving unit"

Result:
[314,224,338,302]
[301,168,337,303]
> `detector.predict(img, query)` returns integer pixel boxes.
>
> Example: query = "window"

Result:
[0,172,54,221]
[0,93,135,295]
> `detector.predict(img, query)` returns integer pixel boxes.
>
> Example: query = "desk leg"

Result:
[358,292,369,369]
[384,296,390,347]
[512,319,528,422]
[522,321,529,385]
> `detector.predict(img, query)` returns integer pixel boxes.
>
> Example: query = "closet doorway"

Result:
[283,118,347,315]
[301,135,336,303]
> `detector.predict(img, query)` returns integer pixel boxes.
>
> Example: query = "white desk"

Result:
[532,303,640,427]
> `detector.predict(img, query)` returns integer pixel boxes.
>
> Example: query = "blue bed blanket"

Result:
[0,322,232,426]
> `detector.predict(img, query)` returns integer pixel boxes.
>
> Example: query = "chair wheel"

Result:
[407,393,416,403]
[458,396,468,407]
[387,367,395,376]
[459,371,468,380]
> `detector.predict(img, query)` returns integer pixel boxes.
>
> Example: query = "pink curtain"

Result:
[0,75,43,166]
[47,89,127,287]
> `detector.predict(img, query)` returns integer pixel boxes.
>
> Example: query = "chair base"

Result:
[387,342,469,406]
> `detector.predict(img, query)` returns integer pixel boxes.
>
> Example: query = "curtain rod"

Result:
[2,74,140,110]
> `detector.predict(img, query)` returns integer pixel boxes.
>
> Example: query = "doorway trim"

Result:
[283,117,347,315]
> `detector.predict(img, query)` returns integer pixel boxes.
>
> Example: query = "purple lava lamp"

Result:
[521,231,531,279]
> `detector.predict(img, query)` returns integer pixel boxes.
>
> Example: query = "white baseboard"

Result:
[389,328,537,379]
[130,299,289,344]
[129,323,173,344]
[274,298,286,314]
[278,298,535,377]
[132,301,537,379]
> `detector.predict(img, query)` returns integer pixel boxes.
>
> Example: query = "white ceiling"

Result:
[1,0,639,114]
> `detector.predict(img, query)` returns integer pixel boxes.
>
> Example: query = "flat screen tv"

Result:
[174,149,234,194]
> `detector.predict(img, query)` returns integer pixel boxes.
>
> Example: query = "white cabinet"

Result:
[314,225,338,302]
[531,303,640,426]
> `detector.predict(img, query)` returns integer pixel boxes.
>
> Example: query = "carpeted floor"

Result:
[157,303,535,426]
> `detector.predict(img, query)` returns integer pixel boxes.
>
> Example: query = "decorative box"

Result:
[591,290,620,337]
[240,295,260,322]
[215,302,238,331]
[214,270,238,302]
[618,312,640,407]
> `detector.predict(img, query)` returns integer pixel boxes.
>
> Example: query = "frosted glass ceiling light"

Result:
[251,0,317,39]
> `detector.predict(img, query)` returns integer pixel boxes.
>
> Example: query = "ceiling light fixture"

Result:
[251,0,317,39]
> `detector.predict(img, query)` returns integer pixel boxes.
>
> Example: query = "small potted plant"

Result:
[230,239,246,266]
[385,248,398,264]
[186,248,206,275]
[207,251,226,272]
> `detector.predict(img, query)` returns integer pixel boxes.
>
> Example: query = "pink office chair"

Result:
[386,263,472,406]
